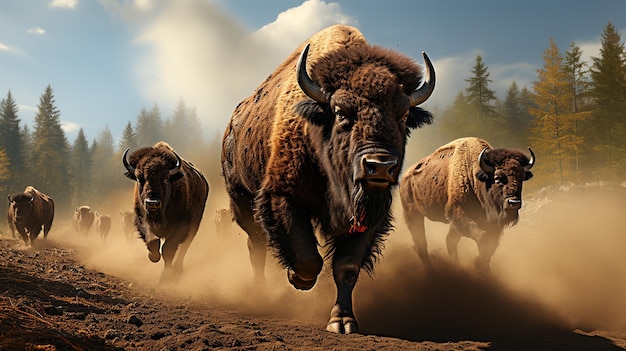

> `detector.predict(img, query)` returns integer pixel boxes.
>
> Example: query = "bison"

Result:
[399,137,535,272]
[73,206,94,236]
[7,186,55,247]
[221,24,435,334]
[95,211,112,241]
[120,210,135,241]
[214,208,232,236]
[122,141,209,282]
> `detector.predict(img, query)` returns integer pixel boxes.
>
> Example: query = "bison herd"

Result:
[3,25,537,334]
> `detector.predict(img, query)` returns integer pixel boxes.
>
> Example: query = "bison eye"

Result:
[494,175,507,185]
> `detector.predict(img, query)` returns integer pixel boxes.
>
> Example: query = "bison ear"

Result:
[406,107,433,130]
[295,101,332,125]
[524,171,533,181]
[169,172,184,183]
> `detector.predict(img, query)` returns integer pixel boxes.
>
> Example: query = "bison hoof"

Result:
[148,251,161,263]
[326,317,358,334]
[287,269,317,290]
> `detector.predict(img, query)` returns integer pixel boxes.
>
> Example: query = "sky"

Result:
[1,0,625,144]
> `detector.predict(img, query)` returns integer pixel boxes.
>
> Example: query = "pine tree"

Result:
[530,38,575,185]
[588,21,626,178]
[118,121,137,153]
[136,103,163,147]
[32,85,70,205]
[0,90,26,188]
[91,126,123,204]
[465,55,498,117]
[69,129,92,206]
[500,82,534,149]
[0,147,10,232]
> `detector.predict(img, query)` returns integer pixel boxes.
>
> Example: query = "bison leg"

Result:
[406,213,433,272]
[232,192,268,284]
[473,230,501,273]
[445,224,463,263]
[326,233,377,335]
[16,226,29,246]
[171,230,196,274]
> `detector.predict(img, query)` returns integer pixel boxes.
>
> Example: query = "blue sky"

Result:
[1,0,625,144]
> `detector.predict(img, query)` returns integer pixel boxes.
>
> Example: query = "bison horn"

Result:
[122,148,135,175]
[524,147,535,171]
[297,43,330,104]
[168,151,182,177]
[409,52,436,107]
[478,148,495,174]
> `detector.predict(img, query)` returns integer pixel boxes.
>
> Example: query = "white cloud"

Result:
[27,27,46,35]
[50,0,79,9]
[61,121,81,133]
[130,0,354,137]
[0,43,10,51]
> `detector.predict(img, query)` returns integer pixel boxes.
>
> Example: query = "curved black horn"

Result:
[168,151,182,177]
[478,147,495,174]
[524,147,535,171]
[297,43,329,104]
[122,148,135,175]
[409,52,436,107]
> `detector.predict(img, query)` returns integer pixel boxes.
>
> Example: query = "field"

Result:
[1,183,626,350]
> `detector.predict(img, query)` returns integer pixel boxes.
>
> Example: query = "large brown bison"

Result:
[399,137,535,272]
[221,24,435,334]
[122,141,209,282]
[7,186,55,247]
[73,206,94,236]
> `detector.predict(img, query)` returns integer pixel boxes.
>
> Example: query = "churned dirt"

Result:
[1,183,626,350]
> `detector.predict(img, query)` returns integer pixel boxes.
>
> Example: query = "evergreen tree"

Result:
[118,121,137,153]
[69,128,92,206]
[500,81,533,148]
[0,90,26,188]
[19,124,34,189]
[163,98,205,156]
[91,126,122,205]
[32,85,70,206]
[136,103,163,147]
[563,42,592,175]
[465,55,498,117]
[588,21,626,178]
[0,147,9,232]
[439,92,473,141]
[530,38,575,185]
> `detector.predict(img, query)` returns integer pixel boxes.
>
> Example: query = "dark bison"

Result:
[95,211,112,241]
[73,206,94,236]
[214,208,232,236]
[120,210,135,241]
[123,141,209,282]
[399,137,535,272]
[221,24,435,334]
[7,186,55,247]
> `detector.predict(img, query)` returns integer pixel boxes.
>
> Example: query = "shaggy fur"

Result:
[73,206,94,236]
[7,186,55,247]
[221,24,435,333]
[399,137,534,271]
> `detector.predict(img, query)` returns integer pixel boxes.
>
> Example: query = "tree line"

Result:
[1,22,625,231]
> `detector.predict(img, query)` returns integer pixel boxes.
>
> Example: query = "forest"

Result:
[0,22,625,231]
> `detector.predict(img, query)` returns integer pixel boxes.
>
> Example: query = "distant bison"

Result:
[221,24,434,333]
[73,206,95,236]
[95,211,112,241]
[7,186,55,247]
[214,208,232,236]
[399,137,535,272]
[120,210,135,241]
[123,141,209,282]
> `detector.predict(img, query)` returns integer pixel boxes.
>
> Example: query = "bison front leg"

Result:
[473,229,502,273]
[406,213,433,272]
[326,233,376,334]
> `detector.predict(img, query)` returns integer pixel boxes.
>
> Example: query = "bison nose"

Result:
[361,154,399,188]
[506,198,522,210]
[145,198,161,211]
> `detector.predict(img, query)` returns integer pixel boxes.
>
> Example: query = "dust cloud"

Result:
[49,182,626,340]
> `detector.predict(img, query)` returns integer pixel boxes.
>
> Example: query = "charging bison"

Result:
[95,211,112,241]
[7,186,55,247]
[123,141,209,282]
[120,210,135,241]
[73,206,95,236]
[221,24,435,334]
[399,137,535,272]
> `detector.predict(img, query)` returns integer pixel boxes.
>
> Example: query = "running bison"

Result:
[73,206,94,236]
[95,211,112,241]
[7,186,55,247]
[123,141,209,282]
[399,137,535,272]
[221,24,435,334]
[120,210,135,241]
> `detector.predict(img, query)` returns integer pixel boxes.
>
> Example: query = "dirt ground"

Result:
[2,183,626,350]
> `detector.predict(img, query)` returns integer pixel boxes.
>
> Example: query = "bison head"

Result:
[8,193,34,224]
[477,147,535,224]
[295,43,435,231]
[74,206,94,225]
[123,146,183,224]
